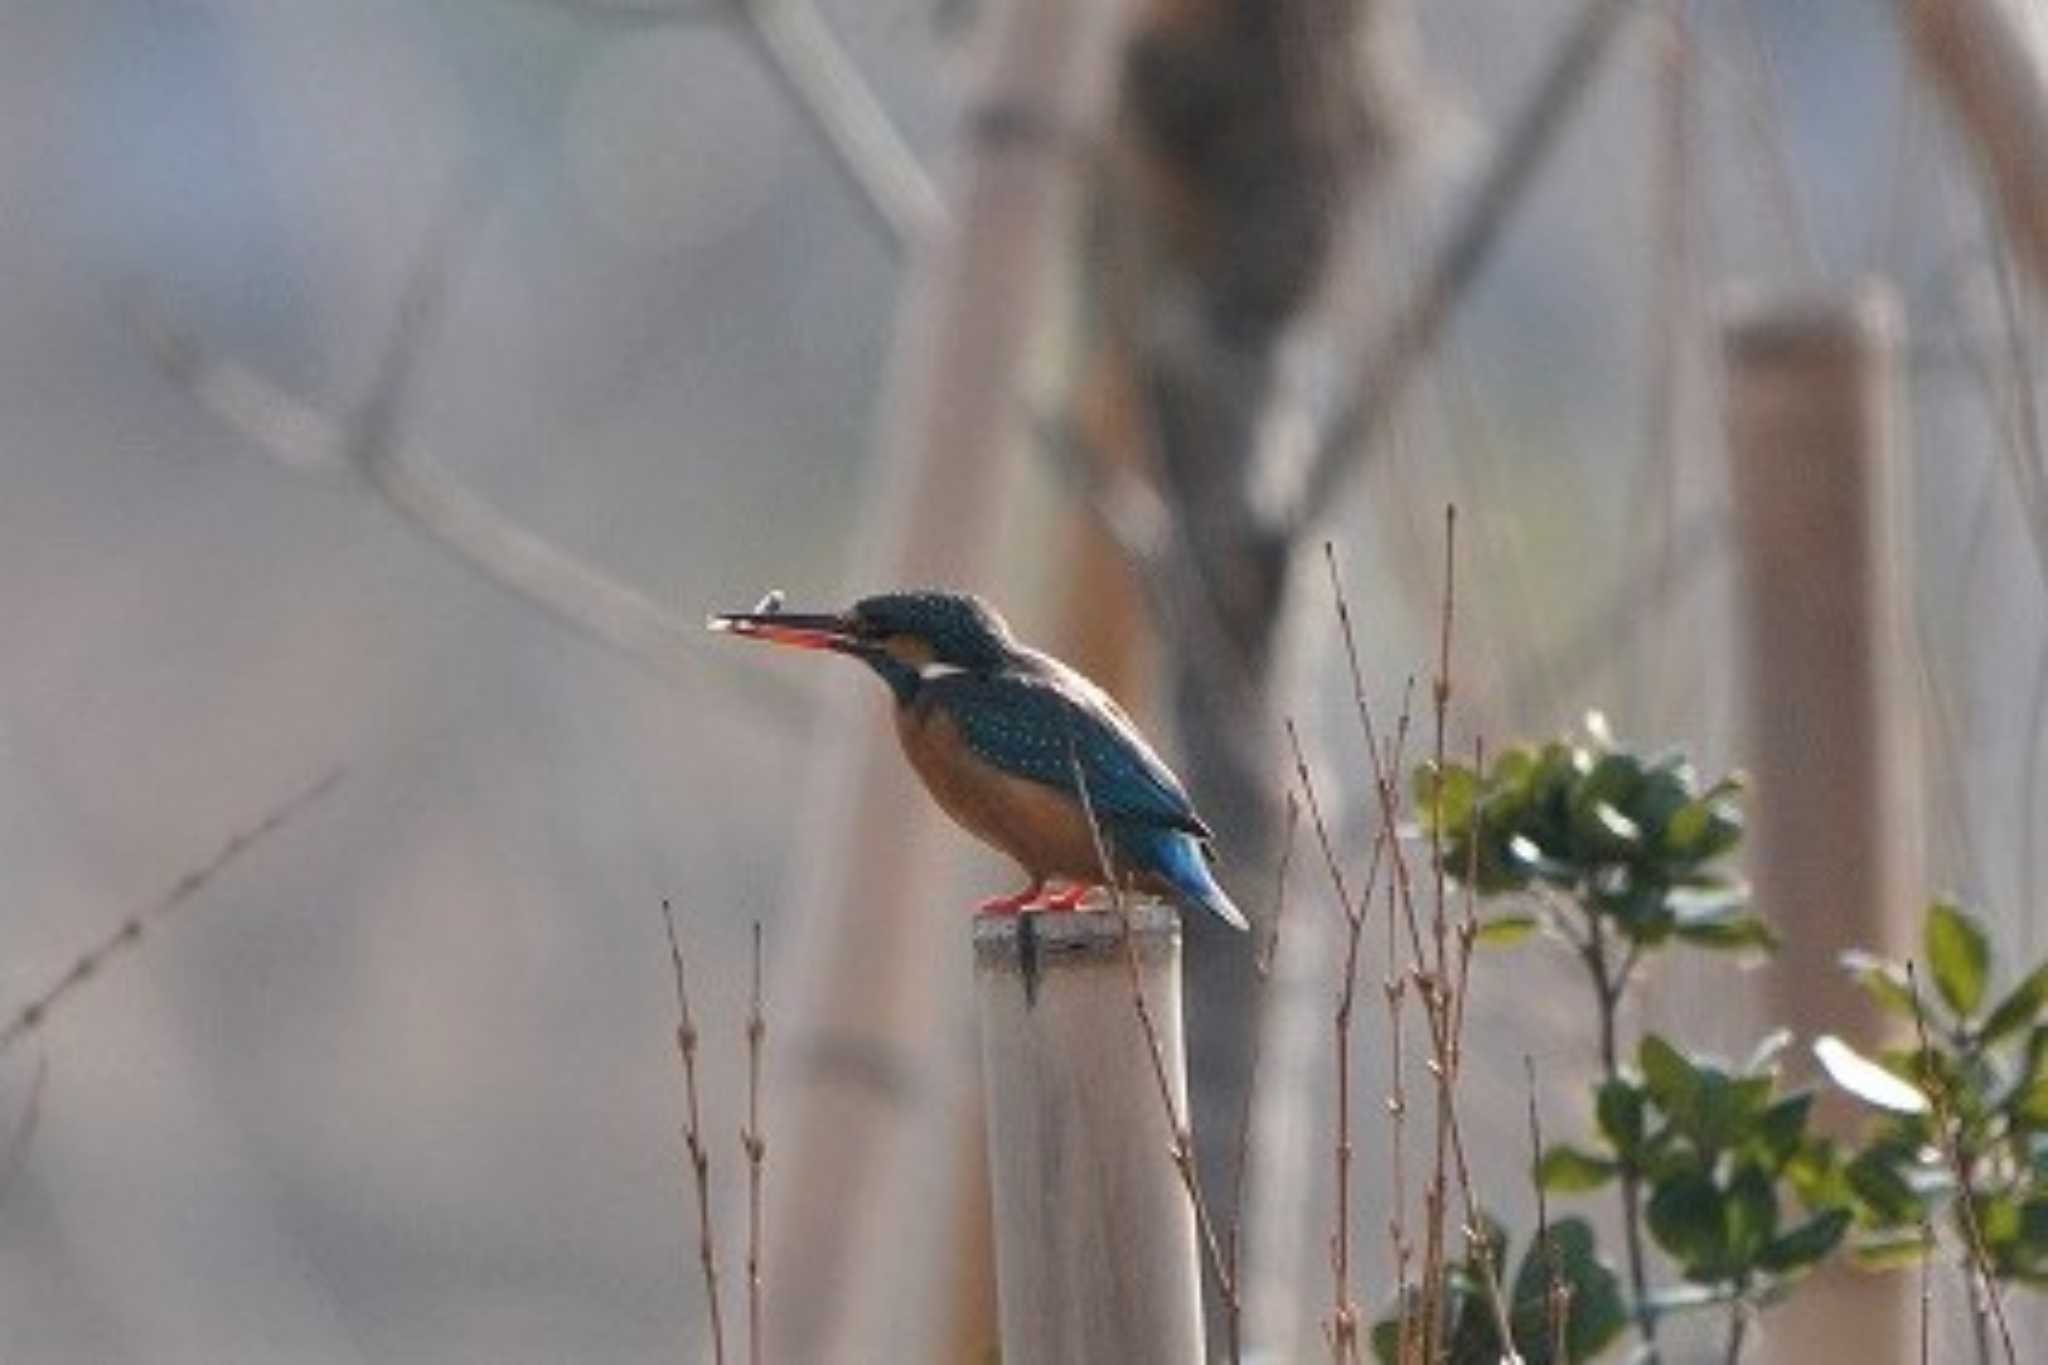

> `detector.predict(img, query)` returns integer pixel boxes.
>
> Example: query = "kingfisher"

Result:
[709,589,1246,930]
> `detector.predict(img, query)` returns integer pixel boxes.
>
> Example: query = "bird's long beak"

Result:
[707,609,858,654]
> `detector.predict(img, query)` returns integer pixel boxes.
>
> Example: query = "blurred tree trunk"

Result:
[1101,0,1401,1300]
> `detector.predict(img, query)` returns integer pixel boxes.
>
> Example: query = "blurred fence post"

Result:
[1724,288,1917,1365]
[974,905,1206,1365]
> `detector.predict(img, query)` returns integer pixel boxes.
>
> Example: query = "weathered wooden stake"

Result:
[974,905,1206,1365]
[1725,288,1917,1365]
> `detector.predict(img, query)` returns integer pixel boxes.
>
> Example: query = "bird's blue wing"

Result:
[927,670,1211,839]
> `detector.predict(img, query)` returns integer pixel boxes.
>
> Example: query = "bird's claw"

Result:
[977,885,1044,916]
[1035,884,1093,912]
[976,883,1096,916]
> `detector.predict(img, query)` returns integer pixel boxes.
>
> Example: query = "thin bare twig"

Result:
[1290,713,1392,1364]
[1067,745,1236,1325]
[1,768,345,1056]
[1223,793,1299,1365]
[1726,0,1820,274]
[1280,0,1644,539]
[1384,868,1415,1365]
[1724,1300,1751,1365]
[1324,532,1519,1361]
[0,1057,50,1216]
[1905,961,2018,1365]
[538,0,940,252]
[131,200,807,733]
[743,920,766,1365]
[1525,1057,1570,1365]
[658,899,727,1365]
[740,0,943,251]
[1919,1215,1934,1365]
[1629,0,1691,731]
[1283,716,1394,1363]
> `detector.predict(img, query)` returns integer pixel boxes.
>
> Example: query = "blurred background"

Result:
[1,1,2044,1361]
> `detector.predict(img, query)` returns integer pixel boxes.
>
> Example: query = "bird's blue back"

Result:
[919,662,1210,842]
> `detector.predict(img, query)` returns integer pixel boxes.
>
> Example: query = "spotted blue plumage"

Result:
[710,587,1248,929]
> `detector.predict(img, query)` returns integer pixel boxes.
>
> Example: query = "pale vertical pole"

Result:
[1724,288,1917,1365]
[975,906,1206,1365]
[760,0,1142,1358]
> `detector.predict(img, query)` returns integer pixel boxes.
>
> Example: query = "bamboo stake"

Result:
[760,0,1141,1356]
[1724,288,1917,1365]
[974,907,1205,1365]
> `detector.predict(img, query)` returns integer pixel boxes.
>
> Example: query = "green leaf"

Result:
[1647,1166,1728,1277]
[1725,1163,1779,1266]
[1814,1035,1930,1115]
[1851,1226,1934,1269]
[1538,1144,1618,1192]
[1509,1218,1627,1364]
[1784,1136,1850,1211]
[1925,900,1991,1018]
[1845,1149,1922,1224]
[1641,1282,1740,1316]
[1672,911,1779,954]
[1369,1287,1420,1365]
[1659,793,1744,865]
[1694,1071,1775,1153]
[1667,881,1751,918]
[1596,1079,1646,1160]
[1839,950,1917,1018]
[1628,765,1694,845]
[2015,1196,2048,1259]
[1414,761,1479,837]
[1758,1208,1852,1274]
[1473,913,1539,948]
[1751,1092,1816,1168]
[1639,1034,1700,1112]
[1982,959,2048,1045]
[1745,1029,1795,1076]
[2010,1077,2048,1130]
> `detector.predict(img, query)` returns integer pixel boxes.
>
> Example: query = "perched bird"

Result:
[709,590,1246,929]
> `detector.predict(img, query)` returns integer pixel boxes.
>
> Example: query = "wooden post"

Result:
[761,0,1142,1356]
[1724,288,1917,1365]
[974,905,1206,1365]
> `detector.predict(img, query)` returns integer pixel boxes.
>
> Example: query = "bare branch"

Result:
[658,899,728,1365]
[1279,0,1643,540]
[1067,744,1236,1325]
[1906,0,2048,292]
[1905,961,2019,1365]
[1223,792,1298,1365]
[132,199,809,733]
[740,0,944,252]
[743,920,766,1365]
[1,768,345,1057]
[538,0,941,253]
[1525,1057,1570,1365]
[1324,536,1519,1362]
[0,1057,50,1217]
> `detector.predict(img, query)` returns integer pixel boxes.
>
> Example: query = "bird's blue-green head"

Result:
[709,589,1016,703]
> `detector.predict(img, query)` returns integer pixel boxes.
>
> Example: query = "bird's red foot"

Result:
[1035,883,1093,912]
[977,883,1045,916]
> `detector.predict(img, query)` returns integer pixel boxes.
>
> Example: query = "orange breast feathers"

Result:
[894,703,1105,883]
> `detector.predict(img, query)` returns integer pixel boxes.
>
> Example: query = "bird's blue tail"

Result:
[1131,827,1249,931]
